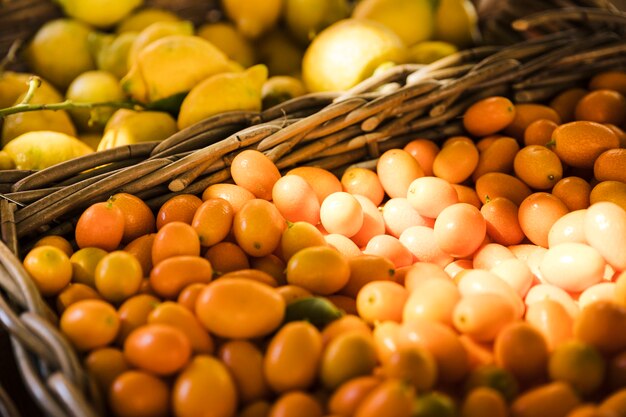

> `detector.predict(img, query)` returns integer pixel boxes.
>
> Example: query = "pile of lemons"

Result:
[0,0,479,170]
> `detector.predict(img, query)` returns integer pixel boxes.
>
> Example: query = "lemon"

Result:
[57,0,142,28]
[262,75,307,108]
[26,19,96,90]
[97,109,177,151]
[121,35,233,103]
[352,0,436,46]
[197,22,256,68]
[91,32,137,79]
[434,0,480,48]
[177,64,268,130]
[127,20,195,68]
[2,81,76,146]
[302,18,406,92]
[408,40,458,64]
[0,151,16,170]
[116,7,181,34]
[0,72,32,108]
[283,0,350,45]
[3,131,93,170]
[256,29,305,77]
[221,0,282,39]
[65,70,126,132]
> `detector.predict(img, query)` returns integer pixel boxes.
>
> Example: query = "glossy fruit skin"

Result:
[151,221,201,265]
[109,192,156,244]
[356,281,408,324]
[60,299,120,351]
[149,255,213,299]
[156,194,203,229]
[433,203,486,258]
[94,250,143,303]
[463,96,516,137]
[377,149,424,198]
[172,355,238,417]
[116,294,161,344]
[191,198,234,247]
[539,243,605,293]
[264,321,323,393]
[233,199,286,257]
[286,246,350,295]
[147,301,214,354]
[231,150,281,201]
[453,293,517,343]
[109,370,169,417]
[218,340,271,404]
[123,323,192,376]
[194,277,285,339]
[23,245,73,297]
[585,202,626,271]
[75,201,125,251]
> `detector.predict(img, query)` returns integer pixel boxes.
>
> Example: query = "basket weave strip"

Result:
[0,3,625,416]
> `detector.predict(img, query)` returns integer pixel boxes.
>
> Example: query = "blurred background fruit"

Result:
[221,0,283,39]
[352,0,436,46]
[65,70,125,132]
[196,21,256,68]
[25,18,95,90]
[283,0,350,45]
[56,0,143,28]
[302,18,406,92]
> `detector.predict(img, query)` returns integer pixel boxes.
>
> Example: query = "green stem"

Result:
[0,95,144,118]
[19,76,41,105]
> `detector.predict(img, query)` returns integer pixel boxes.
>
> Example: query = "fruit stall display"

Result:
[1,0,626,416]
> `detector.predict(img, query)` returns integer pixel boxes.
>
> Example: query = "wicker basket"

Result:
[0,1,626,416]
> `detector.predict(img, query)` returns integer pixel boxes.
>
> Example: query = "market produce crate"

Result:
[0,0,626,416]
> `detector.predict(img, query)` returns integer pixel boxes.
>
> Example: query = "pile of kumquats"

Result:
[21,70,626,417]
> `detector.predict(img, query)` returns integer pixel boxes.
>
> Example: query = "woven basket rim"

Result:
[1,2,626,416]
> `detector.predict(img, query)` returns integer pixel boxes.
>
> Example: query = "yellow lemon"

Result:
[408,40,458,64]
[127,20,195,68]
[196,22,256,68]
[221,0,282,39]
[26,18,96,90]
[121,35,232,103]
[256,29,305,77]
[434,0,480,48]
[302,18,406,92]
[2,81,76,146]
[0,151,16,170]
[57,0,142,28]
[116,7,181,34]
[97,109,177,151]
[177,64,268,130]
[65,70,126,132]
[0,72,32,108]
[91,32,137,79]
[352,0,436,46]
[283,0,350,45]
[262,75,307,108]
[4,131,93,170]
